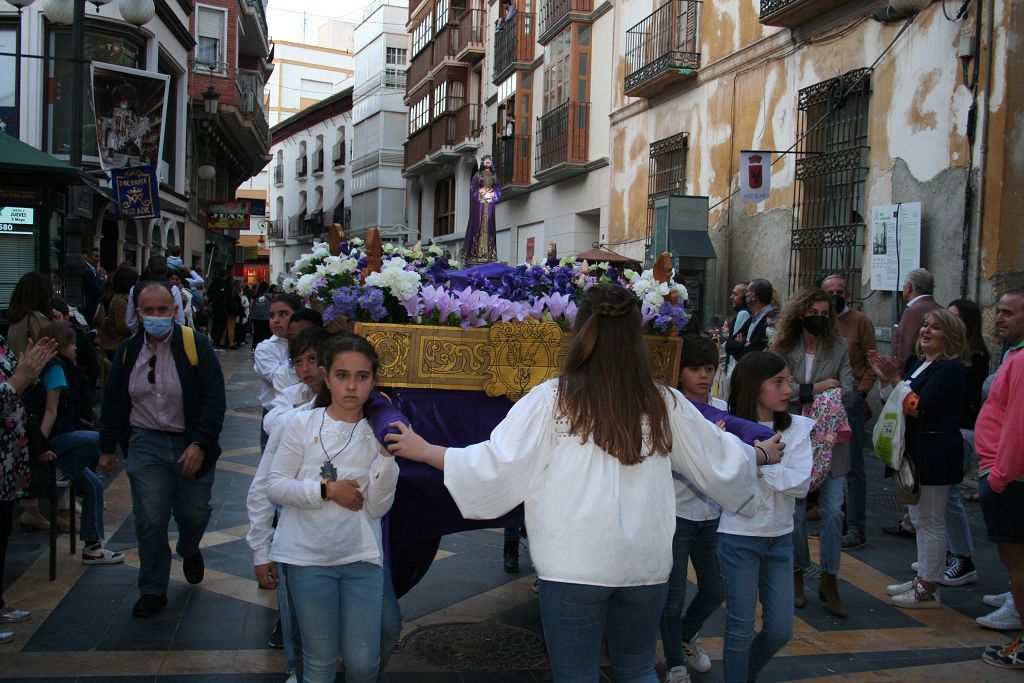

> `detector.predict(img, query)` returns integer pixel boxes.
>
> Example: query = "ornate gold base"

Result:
[354,318,682,401]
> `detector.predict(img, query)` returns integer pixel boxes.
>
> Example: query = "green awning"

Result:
[667,230,717,259]
[0,131,81,177]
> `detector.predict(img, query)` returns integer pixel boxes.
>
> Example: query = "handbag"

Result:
[894,455,921,505]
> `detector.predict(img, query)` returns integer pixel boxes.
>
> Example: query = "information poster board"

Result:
[870,202,921,292]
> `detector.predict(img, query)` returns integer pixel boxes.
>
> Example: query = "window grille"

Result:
[645,132,688,248]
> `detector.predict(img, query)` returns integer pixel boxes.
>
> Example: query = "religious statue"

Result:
[462,155,502,264]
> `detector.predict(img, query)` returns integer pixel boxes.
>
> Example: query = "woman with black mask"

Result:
[771,288,855,618]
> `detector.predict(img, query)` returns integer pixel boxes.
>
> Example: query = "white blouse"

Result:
[717,414,814,538]
[672,396,734,521]
[443,380,758,588]
[267,408,399,567]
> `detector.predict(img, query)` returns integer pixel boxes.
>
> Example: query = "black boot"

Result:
[503,538,520,573]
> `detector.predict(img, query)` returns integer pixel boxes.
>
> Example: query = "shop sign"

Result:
[0,206,35,235]
[0,187,42,206]
[206,200,250,230]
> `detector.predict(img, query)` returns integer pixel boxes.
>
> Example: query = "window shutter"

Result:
[198,8,224,39]
[0,234,37,309]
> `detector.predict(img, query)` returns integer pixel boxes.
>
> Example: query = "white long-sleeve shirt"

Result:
[717,415,814,538]
[254,335,290,410]
[673,396,731,521]
[267,408,399,567]
[246,393,315,566]
[442,380,757,588]
[263,380,315,437]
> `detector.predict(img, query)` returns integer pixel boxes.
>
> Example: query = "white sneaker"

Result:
[885,578,917,596]
[0,631,13,645]
[665,665,692,683]
[891,580,941,609]
[81,546,125,565]
[977,596,1021,631]
[984,591,1013,608]
[283,674,298,683]
[681,636,711,673]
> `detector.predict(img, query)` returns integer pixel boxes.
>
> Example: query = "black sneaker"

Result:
[841,530,866,550]
[940,555,978,586]
[268,619,284,649]
[182,551,204,585]
[132,594,168,617]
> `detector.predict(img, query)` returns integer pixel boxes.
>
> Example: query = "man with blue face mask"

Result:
[98,282,226,617]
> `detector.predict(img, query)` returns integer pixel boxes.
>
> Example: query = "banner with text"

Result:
[739,151,771,204]
[206,200,250,230]
[111,166,160,219]
[91,62,169,172]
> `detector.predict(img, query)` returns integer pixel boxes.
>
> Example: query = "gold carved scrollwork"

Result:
[421,339,489,376]
[483,318,565,401]
[364,330,410,380]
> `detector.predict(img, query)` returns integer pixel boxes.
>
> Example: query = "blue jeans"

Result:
[125,428,214,596]
[793,474,845,574]
[843,393,867,534]
[278,562,303,674]
[538,579,667,682]
[944,430,975,557]
[659,517,723,669]
[49,430,104,543]
[718,532,794,683]
[286,561,383,683]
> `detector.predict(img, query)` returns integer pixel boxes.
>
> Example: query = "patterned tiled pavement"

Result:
[1,347,1019,681]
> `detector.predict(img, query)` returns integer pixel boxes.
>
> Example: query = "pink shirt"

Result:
[975,347,1024,493]
[129,334,186,433]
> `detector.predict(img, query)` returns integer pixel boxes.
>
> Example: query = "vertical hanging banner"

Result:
[91,62,170,172]
[111,166,160,220]
[739,151,771,204]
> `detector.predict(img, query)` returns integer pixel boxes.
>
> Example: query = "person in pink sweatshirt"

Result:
[975,287,1024,671]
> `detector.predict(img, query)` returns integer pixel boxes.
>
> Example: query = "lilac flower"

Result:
[323,285,361,322]
[357,288,388,322]
[500,301,532,322]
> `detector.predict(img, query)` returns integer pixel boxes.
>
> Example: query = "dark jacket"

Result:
[903,356,966,486]
[82,264,104,322]
[99,324,226,478]
[724,306,774,362]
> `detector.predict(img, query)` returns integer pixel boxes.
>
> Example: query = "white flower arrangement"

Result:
[364,256,423,302]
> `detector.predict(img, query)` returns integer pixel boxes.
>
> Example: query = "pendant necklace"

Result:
[318,407,358,481]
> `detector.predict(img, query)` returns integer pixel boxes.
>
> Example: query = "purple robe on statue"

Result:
[462,168,501,263]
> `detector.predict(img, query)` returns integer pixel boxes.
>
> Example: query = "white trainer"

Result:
[665,665,692,683]
[681,635,712,673]
[885,578,917,596]
[977,596,1021,631]
[984,591,1013,609]
[891,580,941,609]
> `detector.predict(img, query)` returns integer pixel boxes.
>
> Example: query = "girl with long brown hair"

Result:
[386,283,778,681]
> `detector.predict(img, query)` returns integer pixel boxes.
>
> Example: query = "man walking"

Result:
[976,288,1024,669]
[81,247,105,324]
[822,275,877,550]
[98,282,226,617]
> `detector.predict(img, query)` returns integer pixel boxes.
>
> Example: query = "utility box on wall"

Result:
[648,195,717,333]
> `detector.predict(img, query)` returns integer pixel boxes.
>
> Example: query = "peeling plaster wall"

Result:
[608,1,1014,315]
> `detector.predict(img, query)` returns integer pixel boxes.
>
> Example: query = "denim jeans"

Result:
[659,517,723,669]
[538,579,667,682]
[908,485,950,582]
[793,474,845,574]
[718,532,794,683]
[125,428,214,596]
[285,561,383,683]
[278,562,303,674]
[943,430,975,558]
[843,393,867,534]
[49,430,104,543]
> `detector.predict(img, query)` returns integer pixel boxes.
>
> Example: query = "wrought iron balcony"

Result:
[295,156,307,178]
[535,101,590,178]
[494,131,532,190]
[332,203,347,227]
[539,0,592,44]
[332,141,346,168]
[267,218,284,240]
[312,148,324,174]
[759,0,854,27]
[493,11,535,84]
[454,8,486,62]
[624,0,700,99]
[273,164,284,185]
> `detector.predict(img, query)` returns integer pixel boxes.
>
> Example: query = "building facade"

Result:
[266,87,354,280]
[350,0,412,242]
[606,0,1022,333]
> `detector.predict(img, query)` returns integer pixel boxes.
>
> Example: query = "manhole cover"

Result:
[402,622,547,672]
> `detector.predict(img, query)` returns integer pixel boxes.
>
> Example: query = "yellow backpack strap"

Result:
[181,325,199,367]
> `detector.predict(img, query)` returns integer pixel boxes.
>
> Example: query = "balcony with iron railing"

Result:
[454,8,486,62]
[236,70,270,146]
[623,0,700,99]
[238,0,270,56]
[332,141,346,168]
[332,203,348,227]
[307,210,325,235]
[758,0,854,27]
[295,156,307,178]
[267,217,284,240]
[539,0,592,44]
[289,213,308,237]
[273,163,284,185]
[535,101,590,179]
[493,130,532,192]
[493,12,535,84]
[312,148,324,174]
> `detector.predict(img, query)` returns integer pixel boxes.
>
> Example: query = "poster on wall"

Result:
[90,62,169,171]
[869,202,922,292]
[111,166,160,220]
[739,151,771,204]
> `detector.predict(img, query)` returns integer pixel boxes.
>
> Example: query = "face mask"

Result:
[802,315,829,337]
[830,295,846,313]
[142,315,173,339]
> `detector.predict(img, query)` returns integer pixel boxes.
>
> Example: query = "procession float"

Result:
[280,224,692,595]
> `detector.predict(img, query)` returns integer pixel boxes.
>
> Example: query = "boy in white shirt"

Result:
[254,294,303,448]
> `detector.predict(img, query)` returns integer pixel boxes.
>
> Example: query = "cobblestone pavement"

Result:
[1,347,1018,681]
